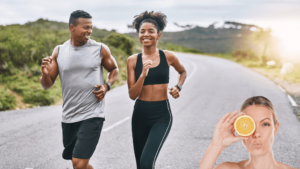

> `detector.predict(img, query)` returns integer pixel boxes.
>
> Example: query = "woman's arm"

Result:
[127,55,152,100]
[200,111,248,169]
[164,51,186,98]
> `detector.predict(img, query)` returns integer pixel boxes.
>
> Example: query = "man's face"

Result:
[70,18,93,43]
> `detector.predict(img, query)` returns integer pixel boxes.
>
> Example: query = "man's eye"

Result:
[263,123,270,126]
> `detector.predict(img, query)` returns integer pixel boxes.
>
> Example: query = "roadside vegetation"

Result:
[209,50,300,84]
[0,19,203,111]
[1,19,298,111]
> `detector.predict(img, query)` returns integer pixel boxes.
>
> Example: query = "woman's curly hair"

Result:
[132,11,167,33]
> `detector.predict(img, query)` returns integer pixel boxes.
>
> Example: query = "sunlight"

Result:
[280,38,300,60]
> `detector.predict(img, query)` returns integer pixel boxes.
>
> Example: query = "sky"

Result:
[1,0,300,56]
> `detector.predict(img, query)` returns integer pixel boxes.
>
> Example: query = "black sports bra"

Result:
[135,50,169,86]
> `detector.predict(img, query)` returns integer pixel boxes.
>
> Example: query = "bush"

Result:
[23,89,55,106]
[5,71,62,106]
[104,33,134,55]
[0,88,16,111]
[231,49,258,62]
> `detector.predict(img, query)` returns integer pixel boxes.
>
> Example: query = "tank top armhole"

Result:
[56,45,60,60]
[159,49,169,67]
[99,43,103,58]
[136,52,142,66]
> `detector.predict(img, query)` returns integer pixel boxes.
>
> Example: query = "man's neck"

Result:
[70,37,87,47]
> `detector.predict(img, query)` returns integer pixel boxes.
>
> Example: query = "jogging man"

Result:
[40,10,118,169]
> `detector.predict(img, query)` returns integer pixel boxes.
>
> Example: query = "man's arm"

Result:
[40,46,59,90]
[92,44,119,101]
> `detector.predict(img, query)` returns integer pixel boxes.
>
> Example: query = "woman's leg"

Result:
[140,120,172,169]
[132,111,150,169]
[140,101,173,169]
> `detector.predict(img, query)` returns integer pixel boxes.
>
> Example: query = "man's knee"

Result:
[72,158,90,169]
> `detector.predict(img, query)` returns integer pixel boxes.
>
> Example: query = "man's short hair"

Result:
[69,10,92,28]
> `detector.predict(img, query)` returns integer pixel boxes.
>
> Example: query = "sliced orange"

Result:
[234,115,256,136]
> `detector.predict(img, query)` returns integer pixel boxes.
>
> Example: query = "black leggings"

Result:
[132,99,173,169]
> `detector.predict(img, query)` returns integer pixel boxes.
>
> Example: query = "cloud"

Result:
[0,0,299,39]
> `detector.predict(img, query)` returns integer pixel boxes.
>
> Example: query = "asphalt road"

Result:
[0,53,299,169]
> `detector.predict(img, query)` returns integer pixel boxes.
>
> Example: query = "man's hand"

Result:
[41,57,52,75]
[92,84,108,101]
[168,86,180,99]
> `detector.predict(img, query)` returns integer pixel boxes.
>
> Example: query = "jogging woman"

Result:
[200,96,295,169]
[127,11,187,169]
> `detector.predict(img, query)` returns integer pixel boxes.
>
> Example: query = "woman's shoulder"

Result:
[277,161,296,169]
[127,53,139,63]
[214,160,247,169]
[161,50,176,58]
[161,50,178,64]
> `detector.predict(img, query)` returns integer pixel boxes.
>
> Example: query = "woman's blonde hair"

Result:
[241,96,278,125]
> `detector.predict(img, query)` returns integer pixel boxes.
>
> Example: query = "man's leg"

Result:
[72,157,94,169]
[72,118,104,169]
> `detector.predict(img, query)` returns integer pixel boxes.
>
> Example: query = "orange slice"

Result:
[234,115,256,136]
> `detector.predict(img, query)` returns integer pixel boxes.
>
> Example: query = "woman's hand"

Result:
[141,60,153,77]
[168,86,180,99]
[212,111,248,148]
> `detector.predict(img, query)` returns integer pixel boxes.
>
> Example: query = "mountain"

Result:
[127,22,268,53]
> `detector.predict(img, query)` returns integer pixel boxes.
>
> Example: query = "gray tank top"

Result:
[57,39,105,123]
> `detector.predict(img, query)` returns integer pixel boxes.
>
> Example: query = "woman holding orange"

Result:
[200,96,295,169]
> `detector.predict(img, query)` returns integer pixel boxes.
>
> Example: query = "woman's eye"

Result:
[263,123,270,126]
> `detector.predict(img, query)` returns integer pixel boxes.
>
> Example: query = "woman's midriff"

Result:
[138,84,168,101]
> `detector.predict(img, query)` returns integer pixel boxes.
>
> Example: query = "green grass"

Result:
[207,52,300,83]
[1,71,62,107]
[0,88,16,110]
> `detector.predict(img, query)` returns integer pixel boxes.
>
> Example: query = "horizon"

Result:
[1,0,299,58]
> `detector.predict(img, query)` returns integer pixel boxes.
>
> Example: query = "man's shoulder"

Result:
[60,39,70,47]
[88,39,102,47]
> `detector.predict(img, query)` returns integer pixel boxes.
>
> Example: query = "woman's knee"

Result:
[140,157,154,169]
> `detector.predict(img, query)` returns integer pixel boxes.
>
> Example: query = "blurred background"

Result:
[0,0,299,111]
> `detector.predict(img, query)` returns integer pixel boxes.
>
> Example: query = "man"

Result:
[40,10,118,169]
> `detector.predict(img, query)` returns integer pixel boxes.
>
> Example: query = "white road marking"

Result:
[276,85,298,107]
[102,116,131,132]
[277,85,286,93]
[183,59,198,84]
[287,94,298,107]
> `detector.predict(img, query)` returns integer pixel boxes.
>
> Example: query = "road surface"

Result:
[0,53,299,169]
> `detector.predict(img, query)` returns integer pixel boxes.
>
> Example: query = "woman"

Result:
[127,11,187,169]
[200,96,295,169]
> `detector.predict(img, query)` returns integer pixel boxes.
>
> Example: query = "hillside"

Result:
[0,19,202,111]
[127,22,278,54]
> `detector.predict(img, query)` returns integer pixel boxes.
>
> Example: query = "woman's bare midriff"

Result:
[138,83,169,101]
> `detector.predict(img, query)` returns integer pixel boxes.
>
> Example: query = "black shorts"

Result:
[61,117,105,160]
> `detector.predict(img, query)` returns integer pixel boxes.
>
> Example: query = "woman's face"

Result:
[242,105,279,155]
[139,22,161,47]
